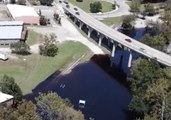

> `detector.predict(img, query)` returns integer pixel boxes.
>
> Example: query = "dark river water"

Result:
[25,28,145,120]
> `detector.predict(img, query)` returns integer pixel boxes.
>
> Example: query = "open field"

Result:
[69,0,113,13]
[100,16,123,26]
[0,41,90,94]
[26,30,42,45]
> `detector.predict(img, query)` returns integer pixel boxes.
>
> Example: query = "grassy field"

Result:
[26,30,41,45]
[100,16,123,26]
[0,41,90,94]
[69,0,113,13]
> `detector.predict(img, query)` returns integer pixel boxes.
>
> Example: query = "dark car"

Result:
[125,38,132,43]
[59,0,62,3]
[74,8,78,11]
[75,12,80,15]
[63,1,68,4]
[66,4,70,8]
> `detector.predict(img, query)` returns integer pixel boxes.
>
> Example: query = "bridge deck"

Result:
[61,2,171,67]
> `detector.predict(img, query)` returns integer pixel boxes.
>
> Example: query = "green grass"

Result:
[0,41,90,94]
[26,30,41,45]
[69,0,113,13]
[100,16,123,26]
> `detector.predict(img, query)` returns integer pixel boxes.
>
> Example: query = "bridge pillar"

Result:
[111,42,116,57]
[74,17,77,23]
[108,39,111,46]
[98,34,104,46]
[88,27,93,38]
[128,49,132,68]
[79,21,84,30]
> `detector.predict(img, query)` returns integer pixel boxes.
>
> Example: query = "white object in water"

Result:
[79,100,86,108]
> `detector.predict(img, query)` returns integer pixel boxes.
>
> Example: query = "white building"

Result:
[7,4,39,25]
[0,21,27,45]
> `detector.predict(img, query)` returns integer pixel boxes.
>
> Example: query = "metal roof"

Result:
[0,25,23,39]
[0,21,24,26]
[7,4,39,18]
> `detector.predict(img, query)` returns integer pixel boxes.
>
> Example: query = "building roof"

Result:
[0,92,13,103]
[7,4,39,18]
[0,21,23,39]
[0,21,24,26]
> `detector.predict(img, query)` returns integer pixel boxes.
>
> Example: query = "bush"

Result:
[39,0,53,6]
[112,4,116,9]
[90,1,102,13]
[10,41,30,55]
[39,16,48,25]
[17,0,26,5]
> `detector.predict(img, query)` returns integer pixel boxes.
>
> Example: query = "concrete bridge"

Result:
[59,1,171,67]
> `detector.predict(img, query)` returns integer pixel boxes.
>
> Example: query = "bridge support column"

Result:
[108,39,111,46]
[111,43,116,57]
[98,34,104,46]
[79,22,84,30]
[74,17,77,23]
[128,49,132,68]
[110,43,117,67]
[88,27,93,38]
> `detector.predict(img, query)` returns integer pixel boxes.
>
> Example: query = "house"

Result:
[7,4,39,25]
[0,92,13,107]
[0,21,27,45]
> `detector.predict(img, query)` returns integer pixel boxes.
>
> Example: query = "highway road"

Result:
[60,1,171,67]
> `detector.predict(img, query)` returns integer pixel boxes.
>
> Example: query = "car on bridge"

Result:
[139,48,146,53]
[74,8,78,11]
[125,38,132,43]
[66,4,70,8]
[75,12,80,15]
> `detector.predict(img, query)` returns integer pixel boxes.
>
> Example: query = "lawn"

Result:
[100,16,123,26]
[69,0,113,13]
[0,41,90,94]
[26,30,41,45]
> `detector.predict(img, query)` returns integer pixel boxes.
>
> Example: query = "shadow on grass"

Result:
[24,70,61,101]
[25,54,130,101]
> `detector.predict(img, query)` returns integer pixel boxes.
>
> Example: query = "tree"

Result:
[36,92,84,120]
[129,59,165,113]
[17,0,26,5]
[121,15,135,35]
[13,101,40,120]
[53,13,61,25]
[141,34,167,51]
[145,79,171,120]
[128,58,171,119]
[0,101,40,120]
[10,41,30,55]
[39,16,48,26]
[90,1,102,13]
[144,3,155,16]
[39,0,54,6]
[39,34,58,57]
[130,0,141,14]
[0,75,22,102]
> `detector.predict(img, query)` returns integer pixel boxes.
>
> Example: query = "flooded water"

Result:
[43,60,132,120]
